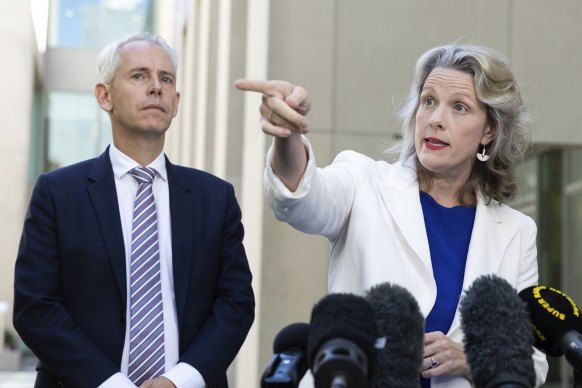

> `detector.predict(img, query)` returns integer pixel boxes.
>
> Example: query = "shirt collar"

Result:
[109,143,168,182]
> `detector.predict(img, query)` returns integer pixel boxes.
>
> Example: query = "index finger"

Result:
[234,79,271,94]
[234,79,295,100]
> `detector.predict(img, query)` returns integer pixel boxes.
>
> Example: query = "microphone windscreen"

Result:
[263,323,309,388]
[518,285,582,356]
[460,275,535,388]
[273,322,310,353]
[308,293,378,375]
[366,282,424,388]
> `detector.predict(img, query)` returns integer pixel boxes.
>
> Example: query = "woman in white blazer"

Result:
[236,44,548,387]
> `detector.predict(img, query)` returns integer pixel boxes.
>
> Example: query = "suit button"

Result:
[118,311,125,322]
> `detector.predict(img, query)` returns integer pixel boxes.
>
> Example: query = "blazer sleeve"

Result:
[13,174,121,387]
[264,135,369,240]
[178,183,255,386]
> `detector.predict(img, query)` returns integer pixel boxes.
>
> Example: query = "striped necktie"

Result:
[127,167,165,385]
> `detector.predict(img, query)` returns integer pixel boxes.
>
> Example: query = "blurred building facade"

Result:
[2,0,582,386]
[0,2,42,374]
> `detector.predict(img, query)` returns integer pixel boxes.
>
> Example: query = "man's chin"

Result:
[140,122,171,135]
[127,127,169,140]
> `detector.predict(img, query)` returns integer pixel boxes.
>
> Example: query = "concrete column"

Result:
[234,0,270,386]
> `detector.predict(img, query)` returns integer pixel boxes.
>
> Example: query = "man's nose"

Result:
[148,78,162,95]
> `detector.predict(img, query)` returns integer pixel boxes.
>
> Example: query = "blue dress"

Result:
[419,191,476,388]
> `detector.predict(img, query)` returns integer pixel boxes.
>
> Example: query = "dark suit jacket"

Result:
[13,148,255,387]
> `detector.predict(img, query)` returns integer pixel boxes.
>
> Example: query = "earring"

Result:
[477,145,490,162]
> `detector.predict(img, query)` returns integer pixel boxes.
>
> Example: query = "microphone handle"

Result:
[330,375,347,388]
[560,330,582,374]
[574,368,582,388]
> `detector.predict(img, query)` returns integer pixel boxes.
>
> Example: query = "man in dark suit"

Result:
[13,32,254,388]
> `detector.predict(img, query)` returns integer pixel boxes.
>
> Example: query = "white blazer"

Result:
[264,137,548,387]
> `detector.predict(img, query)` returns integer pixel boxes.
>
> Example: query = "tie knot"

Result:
[129,167,156,184]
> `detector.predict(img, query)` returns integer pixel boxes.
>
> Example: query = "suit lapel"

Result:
[87,148,127,304]
[166,159,194,328]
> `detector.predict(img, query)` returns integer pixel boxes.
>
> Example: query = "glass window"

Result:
[565,147,582,311]
[536,150,563,287]
[46,91,111,170]
[48,0,153,49]
[568,193,582,280]
[567,148,582,184]
[511,157,538,220]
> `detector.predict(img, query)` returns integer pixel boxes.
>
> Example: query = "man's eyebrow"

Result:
[128,66,151,73]
[127,67,175,78]
[159,70,176,78]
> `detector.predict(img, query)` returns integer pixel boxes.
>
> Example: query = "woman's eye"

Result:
[454,104,467,112]
[423,97,434,106]
[132,74,143,80]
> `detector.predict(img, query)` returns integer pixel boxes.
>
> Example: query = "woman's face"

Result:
[415,67,494,183]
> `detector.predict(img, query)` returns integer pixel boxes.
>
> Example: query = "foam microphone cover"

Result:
[518,285,582,356]
[262,322,309,388]
[460,275,535,388]
[273,322,310,353]
[308,293,378,380]
[365,282,424,388]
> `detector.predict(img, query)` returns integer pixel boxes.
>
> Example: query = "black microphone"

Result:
[308,293,378,388]
[261,322,310,388]
[460,275,535,388]
[365,282,424,388]
[518,285,582,372]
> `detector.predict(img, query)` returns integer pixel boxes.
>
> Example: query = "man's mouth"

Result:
[142,104,166,112]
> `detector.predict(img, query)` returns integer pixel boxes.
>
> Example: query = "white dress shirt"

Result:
[97,144,205,388]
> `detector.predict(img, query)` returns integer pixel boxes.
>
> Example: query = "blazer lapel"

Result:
[166,159,194,328]
[448,193,520,337]
[87,148,127,304]
[463,194,517,287]
[379,160,433,273]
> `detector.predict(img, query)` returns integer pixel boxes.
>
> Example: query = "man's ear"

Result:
[95,83,113,112]
[171,91,181,118]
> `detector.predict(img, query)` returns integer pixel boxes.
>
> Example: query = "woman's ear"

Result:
[95,83,113,112]
[481,125,496,146]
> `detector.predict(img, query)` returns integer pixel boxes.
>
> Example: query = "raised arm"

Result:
[235,79,311,192]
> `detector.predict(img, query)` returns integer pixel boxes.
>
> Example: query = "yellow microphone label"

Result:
[532,285,580,321]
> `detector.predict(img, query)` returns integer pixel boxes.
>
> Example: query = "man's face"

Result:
[98,41,180,140]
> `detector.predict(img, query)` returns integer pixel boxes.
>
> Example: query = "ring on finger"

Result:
[429,356,439,369]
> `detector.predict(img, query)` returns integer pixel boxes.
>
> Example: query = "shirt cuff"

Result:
[264,135,316,202]
[97,372,137,388]
[162,362,206,388]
